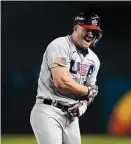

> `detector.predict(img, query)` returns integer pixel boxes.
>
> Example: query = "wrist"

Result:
[76,86,92,101]
[75,94,89,101]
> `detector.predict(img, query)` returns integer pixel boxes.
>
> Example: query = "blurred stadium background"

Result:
[1,1,131,144]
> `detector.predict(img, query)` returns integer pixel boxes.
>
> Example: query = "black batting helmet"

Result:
[74,12,103,47]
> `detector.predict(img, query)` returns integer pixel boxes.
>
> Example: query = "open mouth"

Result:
[84,37,92,43]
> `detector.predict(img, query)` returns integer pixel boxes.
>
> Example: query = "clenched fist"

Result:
[68,101,88,117]
[87,84,98,98]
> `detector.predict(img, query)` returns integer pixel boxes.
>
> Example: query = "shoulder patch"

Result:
[54,56,67,66]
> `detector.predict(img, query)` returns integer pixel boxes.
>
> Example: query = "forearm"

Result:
[54,76,88,96]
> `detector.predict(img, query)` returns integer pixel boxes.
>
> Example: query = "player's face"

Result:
[76,25,97,49]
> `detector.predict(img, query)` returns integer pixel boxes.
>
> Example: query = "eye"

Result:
[88,30,98,37]
[92,30,98,35]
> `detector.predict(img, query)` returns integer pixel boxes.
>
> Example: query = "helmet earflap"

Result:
[92,31,102,47]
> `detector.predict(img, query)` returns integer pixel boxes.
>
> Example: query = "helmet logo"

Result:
[91,19,98,25]
[75,16,85,21]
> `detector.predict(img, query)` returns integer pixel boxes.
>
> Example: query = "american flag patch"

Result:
[54,57,67,66]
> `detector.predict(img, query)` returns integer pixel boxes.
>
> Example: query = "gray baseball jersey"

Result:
[36,35,100,105]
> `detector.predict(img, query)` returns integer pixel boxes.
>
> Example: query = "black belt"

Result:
[37,97,73,112]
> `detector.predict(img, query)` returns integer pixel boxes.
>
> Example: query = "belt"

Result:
[36,97,73,112]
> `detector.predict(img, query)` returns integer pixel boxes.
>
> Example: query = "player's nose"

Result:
[86,31,94,38]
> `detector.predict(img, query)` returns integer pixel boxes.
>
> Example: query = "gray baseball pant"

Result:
[30,101,81,144]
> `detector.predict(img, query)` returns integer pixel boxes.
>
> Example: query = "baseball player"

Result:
[30,12,102,144]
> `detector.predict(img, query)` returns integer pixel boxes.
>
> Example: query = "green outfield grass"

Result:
[1,134,131,144]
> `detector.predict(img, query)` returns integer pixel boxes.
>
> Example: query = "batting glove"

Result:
[68,100,87,117]
[87,84,98,99]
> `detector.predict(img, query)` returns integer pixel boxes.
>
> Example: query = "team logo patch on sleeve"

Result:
[54,56,67,66]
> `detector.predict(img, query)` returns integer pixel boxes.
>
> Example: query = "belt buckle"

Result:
[61,105,65,112]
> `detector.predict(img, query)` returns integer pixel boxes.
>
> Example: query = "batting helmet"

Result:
[74,12,103,47]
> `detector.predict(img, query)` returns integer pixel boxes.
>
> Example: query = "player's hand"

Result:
[68,101,87,117]
[87,84,98,99]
